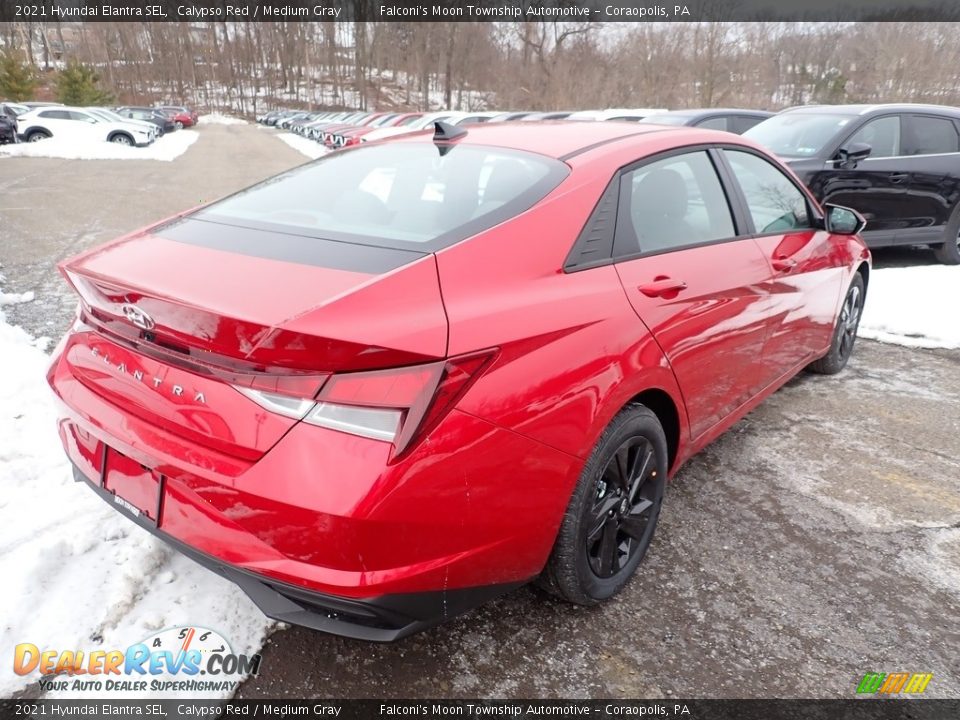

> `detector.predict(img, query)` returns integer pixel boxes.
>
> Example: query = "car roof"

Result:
[650,108,773,118]
[388,120,731,160]
[782,103,960,117]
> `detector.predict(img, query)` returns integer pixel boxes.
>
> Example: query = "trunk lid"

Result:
[60,218,448,458]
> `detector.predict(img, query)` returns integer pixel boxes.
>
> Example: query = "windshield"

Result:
[195,143,568,251]
[744,112,856,158]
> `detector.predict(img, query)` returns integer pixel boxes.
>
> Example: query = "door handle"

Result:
[771,257,797,272]
[888,172,909,183]
[638,277,688,298]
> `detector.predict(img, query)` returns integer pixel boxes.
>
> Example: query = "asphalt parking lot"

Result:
[2,124,958,699]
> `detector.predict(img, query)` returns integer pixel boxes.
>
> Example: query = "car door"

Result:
[65,110,103,142]
[612,148,774,441]
[721,148,846,382]
[895,114,960,244]
[804,114,910,245]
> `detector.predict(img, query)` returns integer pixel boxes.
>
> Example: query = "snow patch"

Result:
[0,279,273,699]
[0,289,34,306]
[858,265,960,349]
[274,132,329,160]
[198,113,248,126]
[0,131,199,162]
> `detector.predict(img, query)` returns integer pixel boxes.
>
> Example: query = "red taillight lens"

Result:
[306,349,497,458]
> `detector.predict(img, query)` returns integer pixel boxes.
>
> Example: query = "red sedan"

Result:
[47,121,870,640]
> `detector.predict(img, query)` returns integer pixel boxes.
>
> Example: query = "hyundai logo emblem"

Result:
[121,303,155,330]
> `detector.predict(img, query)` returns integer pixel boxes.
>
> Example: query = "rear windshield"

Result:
[195,142,569,251]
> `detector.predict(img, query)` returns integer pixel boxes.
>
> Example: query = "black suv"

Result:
[0,102,21,143]
[745,104,960,264]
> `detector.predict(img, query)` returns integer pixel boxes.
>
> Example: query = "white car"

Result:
[567,108,669,122]
[84,107,158,140]
[17,106,155,146]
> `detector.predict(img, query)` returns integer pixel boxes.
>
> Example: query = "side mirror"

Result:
[824,204,867,235]
[835,142,872,169]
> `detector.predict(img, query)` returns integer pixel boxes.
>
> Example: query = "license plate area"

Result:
[101,447,164,527]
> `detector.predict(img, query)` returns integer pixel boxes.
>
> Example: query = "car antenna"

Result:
[433,121,467,155]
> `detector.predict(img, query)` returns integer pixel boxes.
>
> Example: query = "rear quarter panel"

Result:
[435,165,690,473]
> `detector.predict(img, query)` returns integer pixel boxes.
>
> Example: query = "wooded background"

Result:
[3,21,959,114]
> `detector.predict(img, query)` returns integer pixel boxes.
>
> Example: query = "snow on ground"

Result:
[858,265,960,349]
[197,113,248,125]
[0,130,198,162]
[0,281,273,699]
[274,132,329,160]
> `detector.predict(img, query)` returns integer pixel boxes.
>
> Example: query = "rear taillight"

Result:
[237,349,497,458]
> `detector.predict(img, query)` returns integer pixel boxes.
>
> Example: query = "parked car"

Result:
[158,105,198,128]
[86,108,161,139]
[303,112,361,141]
[277,112,313,130]
[746,103,960,264]
[488,111,536,122]
[49,121,869,640]
[320,113,389,146]
[1,101,29,119]
[331,113,424,148]
[361,111,467,143]
[519,111,575,121]
[643,108,774,133]
[0,112,17,144]
[455,111,501,125]
[115,107,176,134]
[17,106,155,145]
[568,108,668,122]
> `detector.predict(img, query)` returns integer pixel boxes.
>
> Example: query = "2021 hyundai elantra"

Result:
[48,120,870,641]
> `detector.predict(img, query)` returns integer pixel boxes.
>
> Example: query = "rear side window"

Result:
[903,115,959,155]
[731,115,766,134]
[616,150,736,256]
[846,116,901,157]
[724,150,811,233]
[695,117,729,131]
[39,110,70,120]
[196,143,568,250]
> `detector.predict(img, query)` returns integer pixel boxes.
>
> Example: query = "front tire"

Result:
[175,120,184,130]
[933,226,960,265]
[808,273,865,375]
[109,133,133,146]
[538,403,668,605]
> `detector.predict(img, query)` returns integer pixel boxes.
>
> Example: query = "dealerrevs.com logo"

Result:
[13,626,262,694]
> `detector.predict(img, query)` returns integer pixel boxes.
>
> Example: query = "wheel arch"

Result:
[626,387,681,474]
[856,261,869,296]
[108,130,134,143]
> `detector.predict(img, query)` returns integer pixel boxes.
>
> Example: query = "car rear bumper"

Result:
[73,463,521,641]
[48,335,577,638]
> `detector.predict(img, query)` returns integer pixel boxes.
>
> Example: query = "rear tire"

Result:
[175,120,184,130]
[538,403,667,605]
[808,273,865,375]
[26,130,50,142]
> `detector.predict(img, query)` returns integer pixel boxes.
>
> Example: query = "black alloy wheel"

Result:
[586,436,662,579]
